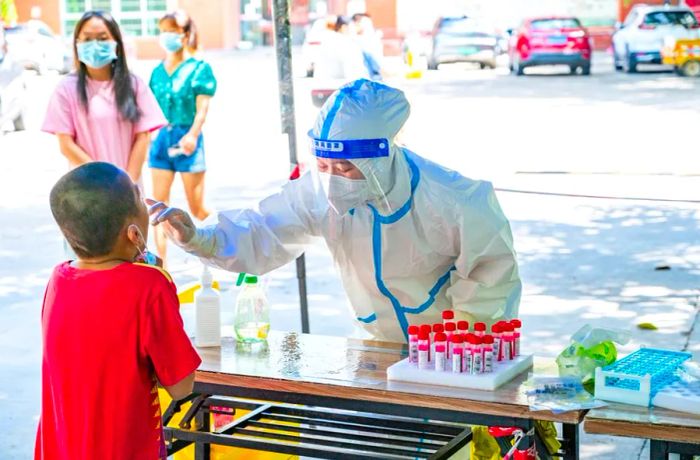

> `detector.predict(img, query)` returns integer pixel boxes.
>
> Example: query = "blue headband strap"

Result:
[309,131,390,159]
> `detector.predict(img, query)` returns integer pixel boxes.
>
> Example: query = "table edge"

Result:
[195,370,586,424]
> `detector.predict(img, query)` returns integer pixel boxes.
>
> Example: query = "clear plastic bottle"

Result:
[194,265,221,347]
[234,275,270,343]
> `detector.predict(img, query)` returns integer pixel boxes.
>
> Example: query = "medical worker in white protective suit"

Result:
[148,79,521,343]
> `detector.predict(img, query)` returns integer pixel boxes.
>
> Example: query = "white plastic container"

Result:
[194,265,221,347]
[234,274,270,343]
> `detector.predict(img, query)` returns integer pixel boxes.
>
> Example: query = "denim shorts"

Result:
[149,125,206,173]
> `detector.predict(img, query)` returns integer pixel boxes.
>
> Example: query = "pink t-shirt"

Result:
[42,74,167,170]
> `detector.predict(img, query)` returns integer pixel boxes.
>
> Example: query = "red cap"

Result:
[435,332,447,342]
[445,322,456,332]
[420,325,432,335]
[457,320,469,331]
[451,334,464,344]
[511,319,522,328]
[474,322,486,332]
[408,325,419,335]
[433,323,445,333]
[483,335,494,344]
[435,344,446,353]
[442,310,455,320]
[503,323,514,333]
[418,331,430,340]
[472,335,483,345]
[491,323,502,334]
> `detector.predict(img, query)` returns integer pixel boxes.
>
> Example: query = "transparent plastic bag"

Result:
[526,376,607,414]
[556,324,631,387]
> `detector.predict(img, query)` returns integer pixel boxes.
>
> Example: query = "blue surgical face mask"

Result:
[159,32,184,53]
[77,40,117,69]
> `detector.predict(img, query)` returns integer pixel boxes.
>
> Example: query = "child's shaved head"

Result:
[50,163,140,259]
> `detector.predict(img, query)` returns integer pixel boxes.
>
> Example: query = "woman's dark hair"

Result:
[159,10,198,53]
[73,10,141,122]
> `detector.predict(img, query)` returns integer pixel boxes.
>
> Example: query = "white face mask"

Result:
[319,172,369,216]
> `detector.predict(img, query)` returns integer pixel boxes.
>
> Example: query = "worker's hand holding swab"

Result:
[146,198,196,245]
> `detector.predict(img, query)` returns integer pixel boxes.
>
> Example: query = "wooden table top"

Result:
[584,403,700,444]
[194,331,586,424]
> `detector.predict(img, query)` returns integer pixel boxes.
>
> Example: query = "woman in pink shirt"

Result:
[42,11,166,182]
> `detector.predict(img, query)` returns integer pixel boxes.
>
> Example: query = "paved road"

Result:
[0,49,698,459]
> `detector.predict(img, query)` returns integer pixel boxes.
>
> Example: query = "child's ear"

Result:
[126,224,143,247]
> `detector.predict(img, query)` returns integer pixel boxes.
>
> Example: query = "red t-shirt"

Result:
[35,262,201,460]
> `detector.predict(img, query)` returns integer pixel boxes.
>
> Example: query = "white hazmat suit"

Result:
[179,79,521,342]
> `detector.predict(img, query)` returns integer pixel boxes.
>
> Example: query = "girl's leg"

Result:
[181,171,210,221]
[151,168,177,260]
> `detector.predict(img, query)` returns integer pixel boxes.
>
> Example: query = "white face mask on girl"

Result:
[319,173,369,216]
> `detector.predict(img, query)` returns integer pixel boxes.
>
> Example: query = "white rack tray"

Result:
[387,354,533,391]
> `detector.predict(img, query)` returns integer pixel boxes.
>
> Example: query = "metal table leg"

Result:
[194,408,211,460]
[562,423,580,460]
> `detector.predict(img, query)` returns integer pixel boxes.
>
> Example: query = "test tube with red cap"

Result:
[474,322,486,338]
[418,331,430,370]
[419,324,432,361]
[432,324,444,358]
[407,325,419,364]
[442,310,454,326]
[471,335,483,374]
[511,319,522,357]
[451,334,464,373]
[434,332,447,371]
[483,335,494,372]
[491,323,503,362]
[457,320,469,335]
[502,322,515,360]
[444,322,456,359]
[463,333,474,374]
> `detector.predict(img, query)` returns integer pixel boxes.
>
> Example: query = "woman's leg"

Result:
[151,168,177,260]
[181,171,210,221]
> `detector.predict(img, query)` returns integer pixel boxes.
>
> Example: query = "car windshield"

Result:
[643,11,698,27]
[439,18,492,36]
[530,18,582,30]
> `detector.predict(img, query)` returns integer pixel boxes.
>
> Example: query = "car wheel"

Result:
[681,60,700,77]
[624,49,637,73]
[427,58,438,70]
[479,62,487,70]
[570,65,578,75]
[613,49,623,71]
[582,62,591,75]
[13,113,25,131]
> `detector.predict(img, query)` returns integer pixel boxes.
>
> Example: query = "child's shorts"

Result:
[149,125,206,173]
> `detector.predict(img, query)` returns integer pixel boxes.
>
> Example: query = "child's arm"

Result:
[142,275,202,401]
[163,371,195,401]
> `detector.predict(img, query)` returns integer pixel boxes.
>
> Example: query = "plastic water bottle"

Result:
[234,274,270,343]
[194,265,221,347]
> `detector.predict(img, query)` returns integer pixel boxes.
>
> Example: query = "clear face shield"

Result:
[308,131,395,216]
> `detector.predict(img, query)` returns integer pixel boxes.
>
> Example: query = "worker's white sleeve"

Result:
[178,177,323,275]
[446,182,522,324]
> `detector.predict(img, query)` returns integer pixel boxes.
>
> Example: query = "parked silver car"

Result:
[4,21,72,75]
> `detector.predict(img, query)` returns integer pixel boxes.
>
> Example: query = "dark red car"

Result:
[509,17,592,75]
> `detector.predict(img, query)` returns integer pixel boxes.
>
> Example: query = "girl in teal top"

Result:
[148,10,216,262]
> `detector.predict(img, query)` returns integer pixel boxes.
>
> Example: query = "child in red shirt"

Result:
[36,162,201,460]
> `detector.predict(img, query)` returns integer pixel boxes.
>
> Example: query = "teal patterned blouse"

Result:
[149,57,217,126]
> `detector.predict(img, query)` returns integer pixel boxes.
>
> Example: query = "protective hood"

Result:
[310,79,411,213]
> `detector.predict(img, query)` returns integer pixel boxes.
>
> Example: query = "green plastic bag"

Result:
[556,325,631,388]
